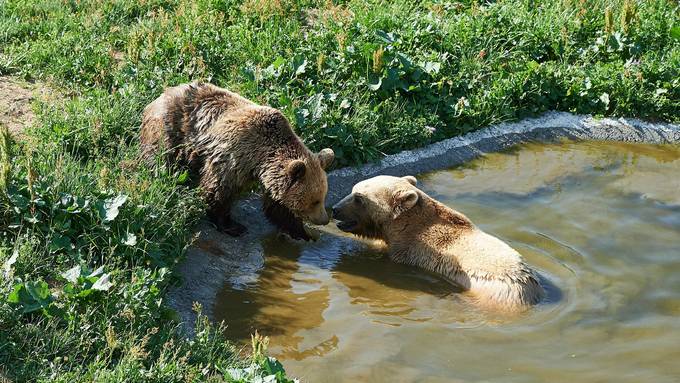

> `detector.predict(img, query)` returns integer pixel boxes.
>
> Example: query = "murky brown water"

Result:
[214,141,680,383]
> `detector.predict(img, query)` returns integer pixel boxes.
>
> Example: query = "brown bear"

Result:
[140,82,334,240]
[332,175,545,310]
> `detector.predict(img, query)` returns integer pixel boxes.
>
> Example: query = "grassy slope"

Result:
[0,0,678,381]
[0,0,678,165]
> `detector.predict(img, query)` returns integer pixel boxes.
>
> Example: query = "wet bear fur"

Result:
[332,175,545,310]
[140,82,334,239]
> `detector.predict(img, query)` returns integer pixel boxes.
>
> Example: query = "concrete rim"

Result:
[325,111,680,205]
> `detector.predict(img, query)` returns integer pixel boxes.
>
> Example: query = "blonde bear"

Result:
[332,175,544,310]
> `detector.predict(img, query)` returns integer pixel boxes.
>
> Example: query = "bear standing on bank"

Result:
[140,82,334,240]
[332,175,545,310]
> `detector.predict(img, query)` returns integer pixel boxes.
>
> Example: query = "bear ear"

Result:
[287,159,306,181]
[317,148,334,170]
[402,176,417,186]
[392,189,419,218]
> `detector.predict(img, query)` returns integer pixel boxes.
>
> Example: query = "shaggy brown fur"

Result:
[140,82,334,239]
[333,175,544,310]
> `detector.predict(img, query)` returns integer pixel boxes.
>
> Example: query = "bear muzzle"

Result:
[332,196,359,232]
[307,207,330,226]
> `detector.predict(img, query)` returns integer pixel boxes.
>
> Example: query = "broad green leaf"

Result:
[85,275,99,286]
[7,283,25,304]
[63,283,76,295]
[9,193,28,210]
[671,26,680,41]
[308,93,325,120]
[423,61,441,74]
[368,77,382,91]
[61,265,81,283]
[225,367,247,380]
[122,232,137,246]
[97,194,128,222]
[294,59,307,76]
[263,357,286,375]
[26,280,51,301]
[77,289,94,298]
[599,92,610,106]
[44,305,65,318]
[21,300,44,314]
[382,68,401,91]
[241,66,256,81]
[12,280,55,314]
[272,56,286,68]
[295,108,309,127]
[59,193,74,207]
[3,248,18,278]
[176,171,189,185]
[375,30,396,43]
[92,273,113,291]
[396,53,413,69]
[50,234,72,253]
[262,64,277,78]
[89,266,105,278]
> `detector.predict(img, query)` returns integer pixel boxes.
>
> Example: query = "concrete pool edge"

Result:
[325,111,680,205]
[167,110,680,335]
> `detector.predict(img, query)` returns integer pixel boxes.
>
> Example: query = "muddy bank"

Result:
[166,111,680,333]
[0,76,56,139]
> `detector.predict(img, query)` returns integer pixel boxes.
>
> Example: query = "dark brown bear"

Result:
[140,82,334,240]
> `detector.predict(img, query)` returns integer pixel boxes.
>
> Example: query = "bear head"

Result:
[332,175,419,239]
[280,148,335,225]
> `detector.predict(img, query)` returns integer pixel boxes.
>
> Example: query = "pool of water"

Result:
[214,141,680,383]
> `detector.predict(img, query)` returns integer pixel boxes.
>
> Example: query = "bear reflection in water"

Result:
[214,233,465,360]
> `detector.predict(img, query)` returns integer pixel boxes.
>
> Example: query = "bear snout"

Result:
[309,209,330,226]
[331,197,351,221]
[331,196,361,232]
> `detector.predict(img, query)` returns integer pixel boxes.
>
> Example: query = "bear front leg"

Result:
[262,192,311,241]
[221,217,248,237]
[207,200,247,237]
[201,166,248,237]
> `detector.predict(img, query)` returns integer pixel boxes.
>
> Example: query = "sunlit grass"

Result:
[0,0,678,381]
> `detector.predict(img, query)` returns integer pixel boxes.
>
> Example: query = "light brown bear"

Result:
[140,82,334,240]
[332,175,545,310]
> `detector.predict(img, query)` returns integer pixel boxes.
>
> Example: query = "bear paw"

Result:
[218,220,248,237]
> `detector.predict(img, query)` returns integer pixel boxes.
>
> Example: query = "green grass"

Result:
[0,0,678,381]
[1,0,678,164]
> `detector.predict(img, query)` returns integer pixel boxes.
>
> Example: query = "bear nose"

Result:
[331,207,339,218]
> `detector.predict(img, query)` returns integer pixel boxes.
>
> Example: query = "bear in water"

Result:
[332,175,544,310]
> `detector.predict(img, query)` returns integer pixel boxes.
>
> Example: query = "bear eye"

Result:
[354,194,364,205]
